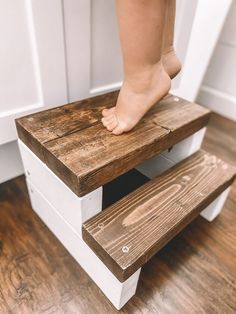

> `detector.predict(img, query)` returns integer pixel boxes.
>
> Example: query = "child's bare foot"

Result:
[101,62,171,135]
[162,48,182,79]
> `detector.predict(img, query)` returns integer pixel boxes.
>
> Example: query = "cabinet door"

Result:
[0,0,68,145]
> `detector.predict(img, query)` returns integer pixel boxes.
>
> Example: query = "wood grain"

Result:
[16,92,210,196]
[1,113,236,313]
[82,150,236,282]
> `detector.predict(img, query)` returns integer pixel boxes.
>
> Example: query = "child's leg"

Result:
[162,0,182,78]
[102,0,171,135]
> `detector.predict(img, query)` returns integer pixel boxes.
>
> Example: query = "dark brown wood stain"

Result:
[16,92,210,196]
[0,113,235,313]
[82,150,236,282]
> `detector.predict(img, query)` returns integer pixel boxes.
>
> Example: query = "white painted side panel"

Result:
[18,140,102,236]
[27,179,141,310]
[200,187,231,222]
[161,127,206,163]
[136,128,206,178]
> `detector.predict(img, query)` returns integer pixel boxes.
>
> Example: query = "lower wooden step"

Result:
[82,150,236,282]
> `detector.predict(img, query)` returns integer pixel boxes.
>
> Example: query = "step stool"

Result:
[16,91,236,310]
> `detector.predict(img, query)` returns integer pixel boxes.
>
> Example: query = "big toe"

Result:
[101,114,118,130]
[106,118,118,131]
[112,120,129,135]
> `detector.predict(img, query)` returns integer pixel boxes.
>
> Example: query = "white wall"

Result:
[197,1,236,121]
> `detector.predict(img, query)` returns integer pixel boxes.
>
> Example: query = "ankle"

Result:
[162,45,175,56]
[124,61,166,94]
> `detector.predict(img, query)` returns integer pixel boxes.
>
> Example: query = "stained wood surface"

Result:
[16,91,210,196]
[82,150,236,282]
[1,113,236,313]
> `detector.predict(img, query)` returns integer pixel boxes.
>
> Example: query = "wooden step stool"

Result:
[16,91,236,310]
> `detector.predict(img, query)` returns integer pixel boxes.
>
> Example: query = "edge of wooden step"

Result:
[16,92,211,196]
[82,150,236,282]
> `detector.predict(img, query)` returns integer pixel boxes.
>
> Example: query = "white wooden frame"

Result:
[18,141,102,236]
[136,127,206,178]
[200,187,231,222]
[18,139,141,310]
[26,178,140,310]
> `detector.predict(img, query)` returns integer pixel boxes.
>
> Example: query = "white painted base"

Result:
[26,178,140,310]
[18,139,140,309]
[18,140,102,236]
[136,127,206,178]
[200,187,231,222]
[0,140,24,184]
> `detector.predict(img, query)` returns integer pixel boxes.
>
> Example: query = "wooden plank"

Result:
[82,150,236,282]
[15,91,119,160]
[16,91,210,196]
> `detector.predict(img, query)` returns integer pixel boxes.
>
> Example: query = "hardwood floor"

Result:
[0,113,236,314]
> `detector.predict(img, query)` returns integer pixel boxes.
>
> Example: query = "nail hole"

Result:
[26,170,30,176]
[181,175,191,185]
[122,246,130,253]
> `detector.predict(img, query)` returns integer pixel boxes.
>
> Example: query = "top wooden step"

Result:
[16,91,210,196]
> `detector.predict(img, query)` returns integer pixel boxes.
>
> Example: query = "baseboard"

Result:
[197,85,236,121]
[0,141,24,184]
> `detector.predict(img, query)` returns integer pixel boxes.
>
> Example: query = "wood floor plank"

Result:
[82,150,236,282]
[16,92,210,196]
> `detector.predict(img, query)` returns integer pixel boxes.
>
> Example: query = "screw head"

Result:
[122,246,130,253]
[181,175,191,185]
[98,223,104,229]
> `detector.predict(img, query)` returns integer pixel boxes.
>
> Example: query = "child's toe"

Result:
[102,107,115,117]
[106,119,118,131]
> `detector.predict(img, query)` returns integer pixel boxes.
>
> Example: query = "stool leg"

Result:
[137,127,206,178]
[200,187,231,222]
